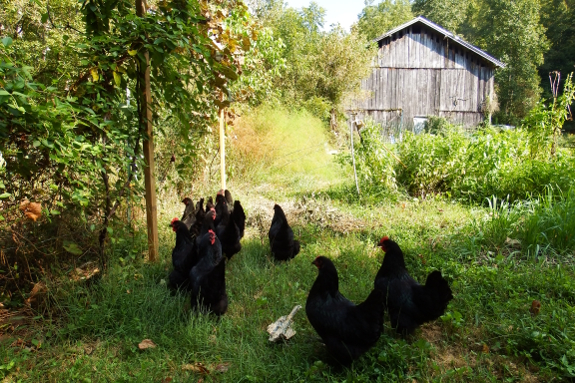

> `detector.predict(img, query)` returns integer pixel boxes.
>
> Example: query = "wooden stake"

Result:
[350,116,360,195]
[136,0,158,262]
[219,108,226,191]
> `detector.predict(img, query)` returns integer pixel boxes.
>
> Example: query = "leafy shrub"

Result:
[338,119,397,195]
[396,124,575,203]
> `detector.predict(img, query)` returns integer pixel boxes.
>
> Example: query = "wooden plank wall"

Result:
[355,24,497,130]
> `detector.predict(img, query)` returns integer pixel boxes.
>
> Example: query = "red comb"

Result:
[208,229,216,245]
[381,236,389,242]
[171,217,179,224]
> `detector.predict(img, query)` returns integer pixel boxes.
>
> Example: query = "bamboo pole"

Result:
[219,108,226,191]
[136,0,158,262]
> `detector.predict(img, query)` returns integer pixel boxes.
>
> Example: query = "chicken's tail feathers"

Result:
[292,240,301,257]
[425,270,454,304]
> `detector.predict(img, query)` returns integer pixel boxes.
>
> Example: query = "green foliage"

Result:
[340,112,575,204]
[477,187,575,256]
[412,0,470,32]
[539,0,575,106]
[522,73,575,157]
[476,0,549,125]
[354,0,414,41]
[396,124,575,203]
[248,1,376,125]
[0,0,250,213]
[338,119,397,195]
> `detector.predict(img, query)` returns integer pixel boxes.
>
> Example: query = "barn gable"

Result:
[353,16,504,132]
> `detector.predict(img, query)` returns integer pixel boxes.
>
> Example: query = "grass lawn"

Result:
[2,120,575,382]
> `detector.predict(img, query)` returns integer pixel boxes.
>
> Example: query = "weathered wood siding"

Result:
[355,24,496,130]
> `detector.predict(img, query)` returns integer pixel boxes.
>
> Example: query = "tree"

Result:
[246,1,376,127]
[354,0,413,41]
[412,0,471,33]
[474,0,548,124]
[1,0,252,265]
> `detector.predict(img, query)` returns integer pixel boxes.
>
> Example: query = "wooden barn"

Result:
[353,16,505,133]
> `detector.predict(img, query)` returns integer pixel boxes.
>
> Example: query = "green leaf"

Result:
[41,13,49,24]
[33,140,41,147]
[50,209,60,215]
[1,37,13,47]
[128,49,138,56]
[0,192,11,199]
[0,90,10,96]
[63,241,83,255]
[113,71,121,87]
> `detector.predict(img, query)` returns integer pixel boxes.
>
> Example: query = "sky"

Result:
[285,0,366,32]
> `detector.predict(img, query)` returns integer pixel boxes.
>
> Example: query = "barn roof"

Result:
[373,16,505,68]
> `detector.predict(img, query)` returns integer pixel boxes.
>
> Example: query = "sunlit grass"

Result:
[229,104,345,189]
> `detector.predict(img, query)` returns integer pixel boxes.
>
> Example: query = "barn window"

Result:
[413,117,427,134]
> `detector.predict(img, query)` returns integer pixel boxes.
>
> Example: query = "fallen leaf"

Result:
[213,362,230,373]
[482,344,489,353]
[20,201,42,221]
[182,363,209,374]
[138,339,157,350]
[529,300,541,316]
[162,378,173,383]
[505,237,521,249]
[25,282,47,306]
[126,290,131,294]
[19,199,30,211]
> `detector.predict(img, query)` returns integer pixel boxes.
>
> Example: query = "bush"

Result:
[338,119,397,195]
[396,124,575,203]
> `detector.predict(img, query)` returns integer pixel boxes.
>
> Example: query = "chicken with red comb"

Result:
[375,237,453,335]
[189,218,227,315]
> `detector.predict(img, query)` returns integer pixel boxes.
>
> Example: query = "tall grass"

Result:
[229,105,342,187]
[466,186,575,258]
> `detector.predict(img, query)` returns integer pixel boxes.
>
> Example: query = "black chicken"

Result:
[268,204,300,261]
[306,256,385,365]
[189,228,227,315]
[214,192,227,228]
[232,200,246,239]
[180,197,196,231]
[375,236,453,335]
[189,198,205,237]
[215,200,242,260]
[168,218,196,291]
